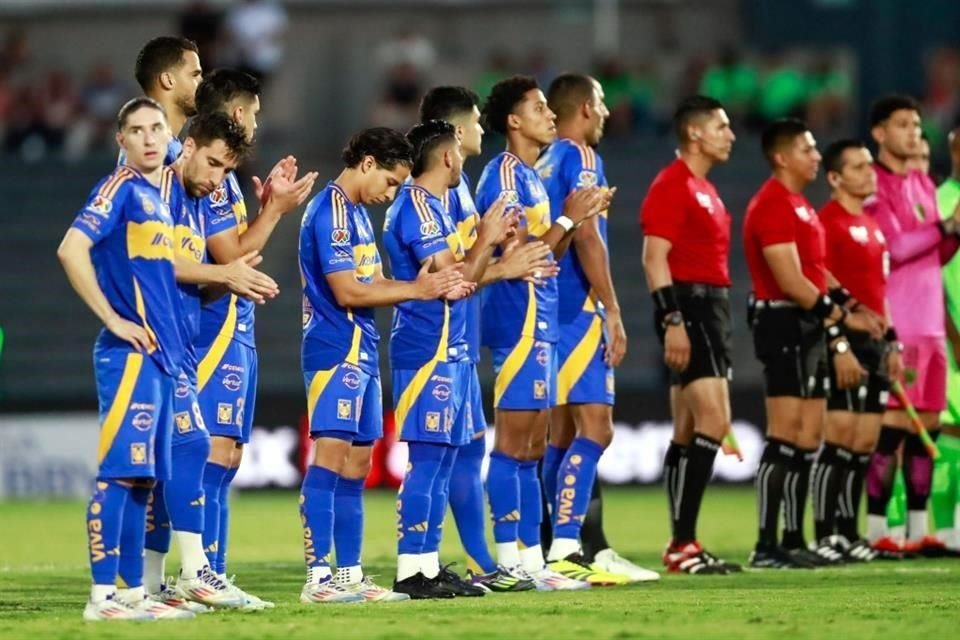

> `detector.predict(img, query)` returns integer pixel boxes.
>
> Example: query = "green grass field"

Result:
[1,486,958,639]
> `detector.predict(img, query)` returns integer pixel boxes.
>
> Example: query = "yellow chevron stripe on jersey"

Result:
[197,299,238,392]
[556,313,603,405]
[456,215,478,251]
[128,220,175,262]
[97,352,145,463]
[525,201,552,238]
[394,358,439,437]
[353,243,378,279]
[175,224,205,263]
[132,279,159,354]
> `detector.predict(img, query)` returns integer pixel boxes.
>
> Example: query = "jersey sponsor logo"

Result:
[130,443,148,465]
[534,380,547,400]
[425,411,441,432]
[695,191,715,214]
[420,219,441,237]
[337,399,352,421]
[537,164,554,180]
[175,412,193,434]
[343,370,361,390]
[794,206,812,222]
[217,402,233,425]
[577,169,598,188]
[220,363,245,373]
[222,373,243,392]
[175,377,190,398]
[131,411,153,432]
[501,189,520,206]
[87,194,113,217]
[127,220,175,261]
[210,183,228,207]
[79,212,103,230]
[331,228,351,245]
[432,383,451,402]
[847,225,869,244]
[535,348,549,366]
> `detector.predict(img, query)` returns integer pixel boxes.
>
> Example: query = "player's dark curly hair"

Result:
[823,138,866,175]
[341,127,414,170]
[673,95,724,143]
[869,94,920,128]
[134,36,198,92]
[419,86,479,124]
[407,120,457,178]
[481,75,539,135]
[185,111,252,163]
[116,97,167,131]
[761,118,809,166]
[196,69,260,116]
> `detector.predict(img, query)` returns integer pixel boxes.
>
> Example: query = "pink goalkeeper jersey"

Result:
[866,163,959,337]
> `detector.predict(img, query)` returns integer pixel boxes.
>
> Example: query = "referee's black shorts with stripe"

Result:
[750,303,827,399]
[655,283,732,388]
[826,331,890,414]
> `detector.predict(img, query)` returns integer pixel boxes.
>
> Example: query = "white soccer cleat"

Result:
[593,548,661,582]
[119,594,195,620]
[300,577,365,604]
[175,567,246,609]
[82,595,154,621]
[225,574,275,610]
[337,576,411,602]
[522,566,591,591]
[152,580,213,613]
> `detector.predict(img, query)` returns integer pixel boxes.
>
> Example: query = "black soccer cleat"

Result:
[748,543,815,569]
[393,573,456,600]
[434,564,486,597]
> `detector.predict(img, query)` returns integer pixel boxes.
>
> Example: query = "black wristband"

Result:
[884,326,898,342]
[652,285,679,315]
[826,321,845,340]
[810,294,836,320]
[828,287,851,306]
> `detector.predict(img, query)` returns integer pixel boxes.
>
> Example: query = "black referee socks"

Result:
[663,441,685,540]
[783,447,816,549]
[756,438,794,547]
[674,435,720,544]
[812,443,848,541]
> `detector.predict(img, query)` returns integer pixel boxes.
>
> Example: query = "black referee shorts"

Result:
[750,303,827,399]
[655,283,732,388]
[826,331,890,414]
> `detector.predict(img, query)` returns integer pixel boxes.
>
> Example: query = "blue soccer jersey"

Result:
[171,183,207,385]
[475,152,558,348]
[197,172,255,350]
[444,172,482,364]
[536,138,610,324]
[536,139,615,407]
[384,183,468,369]
[300,182,382,375]
[71,165,184,376]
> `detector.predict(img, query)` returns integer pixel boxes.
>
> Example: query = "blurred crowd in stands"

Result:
[2,0,960,163]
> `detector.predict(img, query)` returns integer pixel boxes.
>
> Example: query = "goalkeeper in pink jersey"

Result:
[864,95,960,557]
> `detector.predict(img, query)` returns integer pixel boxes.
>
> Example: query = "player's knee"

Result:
[208,436,236,466]
[312,437,352,474]
[231,443,244,469]
[342,445,373,480]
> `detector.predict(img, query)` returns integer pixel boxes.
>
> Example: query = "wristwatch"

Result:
[662,311,684,329]
[831,339,850,355]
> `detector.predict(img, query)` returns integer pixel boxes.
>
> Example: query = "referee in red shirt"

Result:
[640,96,740,575]
[814,139,903,562]
[743,119,883,569]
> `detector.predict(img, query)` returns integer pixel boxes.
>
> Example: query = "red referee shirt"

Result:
[820,199,888,316]
[639,158,731,286]
[743,177,827,300]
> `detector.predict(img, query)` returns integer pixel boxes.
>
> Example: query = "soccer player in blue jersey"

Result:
[191,69,317,609]
[298,128,464,603]
[384,120,517,599]
[143,112,282,613]
[536,73,660,584]
[58,98,187,621]
[133,36,203,163]
[417,86,554,592]
[475,76,608,590]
